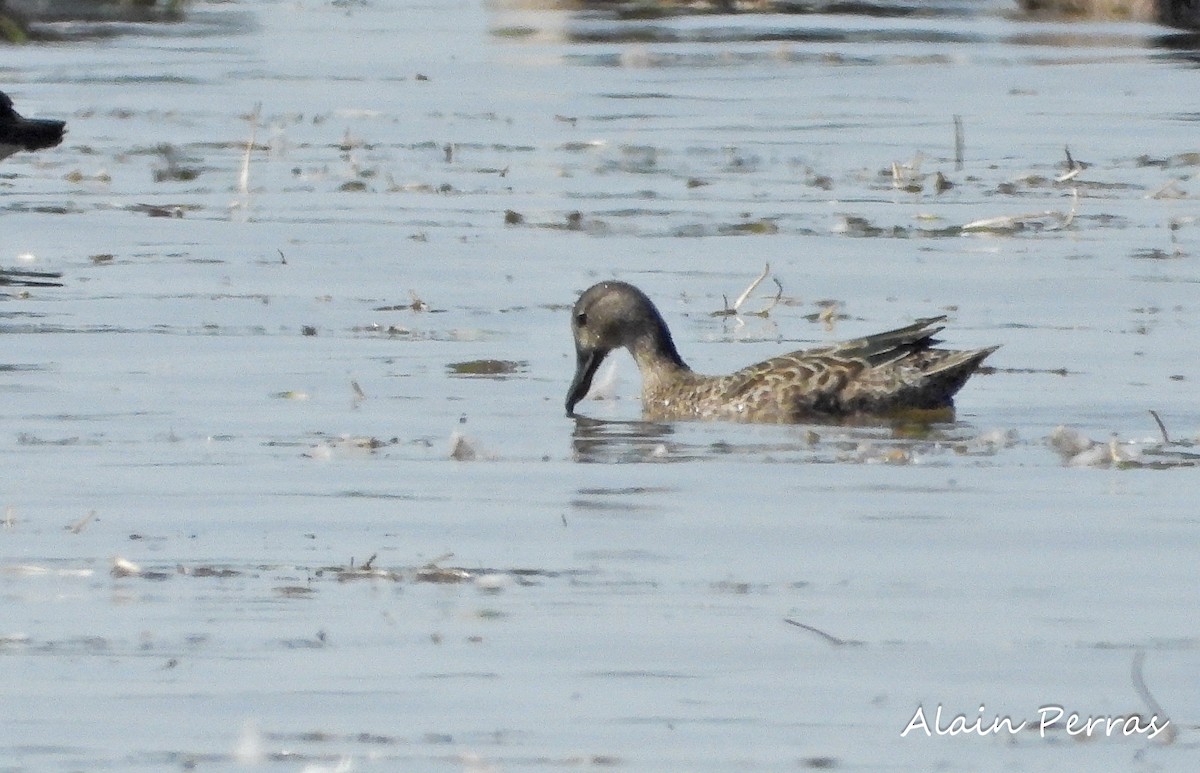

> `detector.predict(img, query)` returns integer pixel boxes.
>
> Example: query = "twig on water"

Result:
[749,277,783,317]
[962,188,1078,233]
[733,262,770,311]
[239,103,261,197]
[336,552,401,582]
[783,618,863,647]
[953,114,964,171]
[67,510,96,534]
[713,264,780,318]
[1131,651,1177,744]
[1056,145,1084,182]
[1149,410,1171,444]
[1063,187,1079,228]
[817,302,839,331]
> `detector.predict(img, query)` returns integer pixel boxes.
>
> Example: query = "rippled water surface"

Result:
[4,0,1200,769]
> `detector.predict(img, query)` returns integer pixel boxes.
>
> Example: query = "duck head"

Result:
[565,281,682,416]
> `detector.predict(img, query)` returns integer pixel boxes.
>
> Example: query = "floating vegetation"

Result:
[1135,151,1200,168]
[415,565,473,584]
[66,510,97,534]
[1152,180,1190,199]
[330,553,402,583]
[1048,418,1200,469]
[812,302,842,331]
[303,435,394,460]
[373,290,435,313]
[178,565,242,578]
[126,202,190,218]
[446,359,527,377]
[711,263,782,318]
[448,431,476,461]
[502,208,606,232]
[717,218,779,235]
[1131,247,1184,260]
[20,554,572,591]
[889,154,926,193]
[961,192,1078,234]
[831,215,889,237]
[111,556,170,580]
[1048,425,1135,467]
[16,433,83,446]
[970,428,1021,454]
[151,144,202,182]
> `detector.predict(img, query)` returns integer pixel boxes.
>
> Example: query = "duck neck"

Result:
[627,311,690,386]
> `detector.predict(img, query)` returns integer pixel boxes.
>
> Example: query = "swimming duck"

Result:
[566,281,997,423]
[0,90,66,162]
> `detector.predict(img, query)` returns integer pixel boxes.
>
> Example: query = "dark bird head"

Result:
[566,281,681,416]
[0,90,67,160]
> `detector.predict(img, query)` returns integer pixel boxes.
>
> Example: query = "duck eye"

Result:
[575,312,587,327]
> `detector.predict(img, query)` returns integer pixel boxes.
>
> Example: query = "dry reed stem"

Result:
[732,262,770,311]
[715,264,780,317]
[953,114,964,171]
[1149,410,1170,444]
[1132,651,1177,744]
[238,103,261,196]
[783,618,863,647]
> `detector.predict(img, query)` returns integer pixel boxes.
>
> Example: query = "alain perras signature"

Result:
[901,704,1171,740]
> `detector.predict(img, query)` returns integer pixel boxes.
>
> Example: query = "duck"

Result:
[0,90,67,162]
[566,281,997,423]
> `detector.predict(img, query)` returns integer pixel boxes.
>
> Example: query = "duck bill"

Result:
[565,346,605,416]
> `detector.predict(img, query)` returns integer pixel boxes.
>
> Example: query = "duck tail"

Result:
[915,345,999,405]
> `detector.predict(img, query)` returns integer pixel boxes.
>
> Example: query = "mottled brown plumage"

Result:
[566,281,997,423]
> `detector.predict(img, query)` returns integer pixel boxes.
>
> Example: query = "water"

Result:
[3,0,1200,769]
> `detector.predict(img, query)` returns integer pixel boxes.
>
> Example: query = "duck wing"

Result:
[717,317,993,416]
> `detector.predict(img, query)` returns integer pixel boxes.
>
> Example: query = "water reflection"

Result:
[496,0,988,21]
[494,0,995,48]
[0,268,63,288]
[570,415,689,462]
[491,0,1200,52]
[1152,31,1200,61]
[3,0,253,42]
[569,413,1006,464]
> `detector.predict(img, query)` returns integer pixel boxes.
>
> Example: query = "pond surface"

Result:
[3,0,1200,769]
